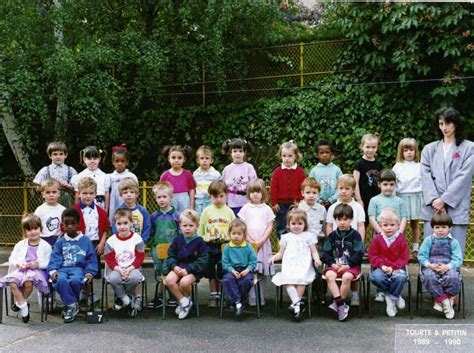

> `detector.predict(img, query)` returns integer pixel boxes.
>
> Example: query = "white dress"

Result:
[272,231,316,286]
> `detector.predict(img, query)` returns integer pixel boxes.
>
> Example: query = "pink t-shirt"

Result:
[160,169,196,193]
[221,162,257,208]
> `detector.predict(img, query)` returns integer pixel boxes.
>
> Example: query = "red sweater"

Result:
[73,203,110,242]
[270,166,306,205]
[368,232,409,270]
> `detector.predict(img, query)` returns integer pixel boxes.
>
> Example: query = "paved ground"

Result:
[1,254,473,353]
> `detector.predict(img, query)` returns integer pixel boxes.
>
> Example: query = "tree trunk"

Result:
[0,57,35,179]
[53,0,67,140]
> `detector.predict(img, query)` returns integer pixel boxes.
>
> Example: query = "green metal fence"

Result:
[0,182,473,262]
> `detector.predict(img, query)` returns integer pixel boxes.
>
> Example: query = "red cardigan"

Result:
[270,166,306,205]
[73,204,110,242]
[368,232,409,270]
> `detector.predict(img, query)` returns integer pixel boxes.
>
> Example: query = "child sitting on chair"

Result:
[104,208,145,317]
[323,204,364,321]
[47,208,98,323]
[0,214,52,323]
[418,212,463,320]
[222,219,258,317]
[368,209,409,317]
[164,209,209,320]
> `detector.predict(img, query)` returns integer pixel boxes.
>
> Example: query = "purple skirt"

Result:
[0,269,50,294]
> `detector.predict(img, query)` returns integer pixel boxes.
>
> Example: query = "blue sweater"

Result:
[164,235,209,277]
[47,234,98,276]
[309,162,342,204]
[222,242,258,272]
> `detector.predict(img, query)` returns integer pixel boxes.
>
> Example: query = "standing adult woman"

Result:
[420,107,473,255]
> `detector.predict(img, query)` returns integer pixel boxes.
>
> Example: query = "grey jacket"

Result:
[420,139,473,224]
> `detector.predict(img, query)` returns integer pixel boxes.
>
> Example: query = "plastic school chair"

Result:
[321,264,366,318]
[366,266,412,319]
[416,265,465,319]
[157,243,200,320]
[218,242,263,318]
[100,265,148,321]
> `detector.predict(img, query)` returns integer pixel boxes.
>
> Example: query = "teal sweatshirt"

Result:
[222,241,258,272]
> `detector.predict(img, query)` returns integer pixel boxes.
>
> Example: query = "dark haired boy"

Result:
[33,141,77,207]
[47,208,98,323]
[323,204,364,321]
[198,180,235,307]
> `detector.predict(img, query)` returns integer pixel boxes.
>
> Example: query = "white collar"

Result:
[281,163,297,170]
[64,232,84,241]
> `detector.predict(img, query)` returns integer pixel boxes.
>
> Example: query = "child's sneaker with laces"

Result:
[208,298,218,308]
[385,295,397,317]
[433,301,443,312]
[328,301,337,313]
[374,292,385,302]
[178,301,193,320]
[147,298,163,309]
[337,303,349,321]
[63,305,79,323]
[133,296,143,312]
[442,299,455,319]
[114,297,123,311]
[396,296,406,310]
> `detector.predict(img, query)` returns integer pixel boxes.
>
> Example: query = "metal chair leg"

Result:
[194,283,199,317]
[162,281,166,320]
[255,282,261,318]
[367,276,371,318]
[307,284,312,318]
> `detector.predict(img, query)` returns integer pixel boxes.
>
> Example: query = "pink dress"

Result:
[238,203,275,275]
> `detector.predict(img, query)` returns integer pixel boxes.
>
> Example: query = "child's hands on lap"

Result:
[232,270,240,278]
[240,269,250,277]
[336,264,349,274]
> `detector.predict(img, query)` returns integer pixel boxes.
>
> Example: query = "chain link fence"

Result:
[0,182,473,263]
[159,39,352,107]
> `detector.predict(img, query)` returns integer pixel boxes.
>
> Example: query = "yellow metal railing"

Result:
[0,182,472,263]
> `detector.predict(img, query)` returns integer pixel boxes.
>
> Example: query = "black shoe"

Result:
[22,313,30,323]
[147,298,163,309]
[167,298,177,307]
[293,302,306,322]
[11,303,20,312]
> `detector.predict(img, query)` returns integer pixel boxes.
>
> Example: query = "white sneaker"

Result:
[375,292,385,302]
[328,301,337,313]
[178,301,193,320]
[175,304,182,315]
[433,302,443,312]
[441,299,454,320]
[351,291,360,306]
[385,295,397,317]
[396,296,406,310]
[412,243,419,253]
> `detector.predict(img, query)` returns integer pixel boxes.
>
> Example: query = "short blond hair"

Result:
[359,133,380,150]
[179,209,200,226]
[152,181,174,197]
[118,177,139,195]
[40,178,60,192]
[196,145,214,159]
[246,179,268,202]
[277,140,302,162]
[396,138,420,163]
[380,208,400,223]
[337,174,356,190]
[78,177,97,192]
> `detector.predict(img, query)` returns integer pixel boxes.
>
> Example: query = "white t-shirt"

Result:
[81,205,99,241]
[34,203,66,238]
[71,168,110,196]
[326,198,365,230]
[392,161,422,194]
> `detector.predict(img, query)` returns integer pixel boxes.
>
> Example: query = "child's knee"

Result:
[342,273,354,282]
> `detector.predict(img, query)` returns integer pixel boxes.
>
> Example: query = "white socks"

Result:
[236,302,242,309]
[121,295,131,306]
[179,296,190,307]
[286,286,300,305]
[17,301,29,317]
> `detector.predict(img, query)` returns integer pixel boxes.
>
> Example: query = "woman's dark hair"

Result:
[434,107,466,146]
[221,138,253,156]
[162,145,193,160]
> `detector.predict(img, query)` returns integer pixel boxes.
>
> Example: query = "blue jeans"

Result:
[369,268,407,301]
[53,267,85,305]
[222,270,254,305]
[275,203,291,238]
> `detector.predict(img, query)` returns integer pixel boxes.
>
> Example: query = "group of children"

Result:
[0,135,463,323]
